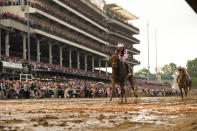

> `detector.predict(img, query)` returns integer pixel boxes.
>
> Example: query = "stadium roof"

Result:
[106,4,138,20]
[186,0,197,13]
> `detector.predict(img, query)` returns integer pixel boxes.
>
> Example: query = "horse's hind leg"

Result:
[110,79,115,101]
[123,87,127,103]
[189,83,192,92]
[120,85,124,104]
[189,86,191,92]
[128,76,138,98]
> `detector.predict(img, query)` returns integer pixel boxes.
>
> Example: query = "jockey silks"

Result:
[114,48,128,62]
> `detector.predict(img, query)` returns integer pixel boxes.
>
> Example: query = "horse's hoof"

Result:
[134,99,138,104]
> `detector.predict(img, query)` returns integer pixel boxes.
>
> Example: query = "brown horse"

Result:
[110,54,138,103]
[177,68,191,100]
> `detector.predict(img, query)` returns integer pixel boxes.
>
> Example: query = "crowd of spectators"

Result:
[0,77,180,100]
[133,78,180,97]
[1,55,111,79]
[0,78,117,99]
[140,86,180,97]
[134,78,163,85]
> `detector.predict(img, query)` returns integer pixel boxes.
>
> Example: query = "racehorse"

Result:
[177,68,192,100]
[110,54,138,103]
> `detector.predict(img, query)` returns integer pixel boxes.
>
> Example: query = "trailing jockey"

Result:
[114,43,132,77]
[182,67,192,86]
[177,66,192,86]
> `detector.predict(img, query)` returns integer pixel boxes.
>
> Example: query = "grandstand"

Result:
[0,0,140,81]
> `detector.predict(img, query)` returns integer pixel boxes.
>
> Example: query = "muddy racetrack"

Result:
[1,95,197,131]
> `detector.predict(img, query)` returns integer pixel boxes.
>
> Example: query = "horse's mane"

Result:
[111,54,127,82]
[111,55,120,75]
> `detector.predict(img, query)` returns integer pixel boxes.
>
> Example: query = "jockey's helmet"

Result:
[117,43,124,48]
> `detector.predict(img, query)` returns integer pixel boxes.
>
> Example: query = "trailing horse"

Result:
[110,54,138,103]
[177,68,192,100]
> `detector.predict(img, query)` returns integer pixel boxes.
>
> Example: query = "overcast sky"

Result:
[106,0,197,73]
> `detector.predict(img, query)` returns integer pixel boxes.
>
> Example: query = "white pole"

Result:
[147,20,150,80]
[155,28,158,80]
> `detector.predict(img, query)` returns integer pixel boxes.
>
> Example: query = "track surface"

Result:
[0,96,197,131]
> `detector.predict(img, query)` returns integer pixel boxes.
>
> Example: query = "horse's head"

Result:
[178,67,183,73]
[177,67,185,77]
[111,54,119,68]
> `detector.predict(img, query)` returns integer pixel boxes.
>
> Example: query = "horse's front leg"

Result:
[110,79,115,101]
[184,87,188,97]
[179,87,183,100]
[120,84,124,104]
[128,76,138,98]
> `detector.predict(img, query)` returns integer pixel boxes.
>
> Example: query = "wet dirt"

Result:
[0,95,197,131]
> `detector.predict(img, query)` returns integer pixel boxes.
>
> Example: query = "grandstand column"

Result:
[77,51,80,70]
[23,34,27,60]
[49,42,52,65]
[92,56,94,72]
[105,61,108,75]
[85,53,87,72]
[59,46,63,66]
[69,48,72,68]
[5,31,10,57]
[99,59,101,74]
[37,40,40,63]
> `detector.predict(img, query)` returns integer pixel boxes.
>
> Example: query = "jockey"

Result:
[177,66,191,85]
[114,43,131,76]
